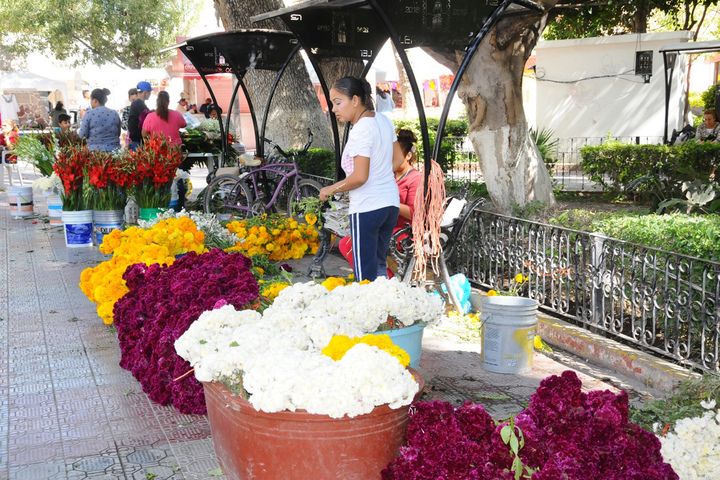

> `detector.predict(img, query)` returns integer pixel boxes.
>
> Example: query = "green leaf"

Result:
[230,341,239,347]
[208,467,224,476]
[473,393,511,400]
[509,434,520,453]
[500,425,512,444]
[199,340,207,345]
[145,474,157,480]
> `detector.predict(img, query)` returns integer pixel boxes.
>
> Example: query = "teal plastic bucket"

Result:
[372,322,425,369]
[480,296,538,374]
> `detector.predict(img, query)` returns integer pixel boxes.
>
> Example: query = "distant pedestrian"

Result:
[375,86,395,115]
[77,88,121,152]
[79,90,91,119]
[142,91,186,147]
[56,114,72,132]
[199,97,213,118]
[176,98,189,113]
[50,101,67,128]
[121,88,138,131]
[127,81,153,151]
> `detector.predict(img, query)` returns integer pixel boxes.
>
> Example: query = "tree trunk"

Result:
[213,0,333,151]
[427,3,557,214]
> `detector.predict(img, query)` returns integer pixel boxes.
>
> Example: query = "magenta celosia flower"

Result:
[113,249,259,414]
[382,371,678,480]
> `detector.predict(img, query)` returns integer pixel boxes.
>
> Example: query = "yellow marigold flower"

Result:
[487,290,498,296]
[515,273,525,284]
[304,213,317,225]
[359,280,371,285]
[322,277,347,291]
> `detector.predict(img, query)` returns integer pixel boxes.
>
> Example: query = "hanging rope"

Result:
[411,159,446,282]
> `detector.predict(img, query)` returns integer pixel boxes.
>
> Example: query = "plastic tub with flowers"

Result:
[175,278,444,480]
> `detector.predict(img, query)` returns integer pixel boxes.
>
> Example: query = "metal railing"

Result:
[450,209,720,375]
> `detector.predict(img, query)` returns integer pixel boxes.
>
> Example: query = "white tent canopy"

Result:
[0,71,69,106]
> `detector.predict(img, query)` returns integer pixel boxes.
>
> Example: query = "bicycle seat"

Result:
[239,154,262,167]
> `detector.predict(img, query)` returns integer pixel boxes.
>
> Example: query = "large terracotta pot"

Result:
[203,369,425,480]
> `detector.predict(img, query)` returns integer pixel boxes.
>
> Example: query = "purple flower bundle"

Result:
[113,249,259,414]
[383,371,678,480]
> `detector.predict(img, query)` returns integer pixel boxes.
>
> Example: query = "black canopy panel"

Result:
[204,30,299,75]
[280,7,388,62]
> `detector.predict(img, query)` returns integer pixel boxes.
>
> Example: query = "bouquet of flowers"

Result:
[113,249,259,414]
[13,134,55,177]
[175,278,443,418]
[87,151,133,211]
[382,370,678,480]
[225,214,320,261]
[32,173,63,196]
[53,146,92,211]
[131,134,184,209]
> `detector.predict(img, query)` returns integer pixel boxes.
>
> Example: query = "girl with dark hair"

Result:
[393,129,421,229]
[142,91,186,146]
[78,88,121,152]
[319,76,405,282]
[50,101,67,128]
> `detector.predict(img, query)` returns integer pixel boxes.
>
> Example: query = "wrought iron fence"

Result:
[450,209,720,375]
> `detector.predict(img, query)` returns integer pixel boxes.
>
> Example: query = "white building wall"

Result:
[535,31,693,140]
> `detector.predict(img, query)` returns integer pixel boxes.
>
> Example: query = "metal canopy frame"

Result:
[164,29,303,165]
[252,0,543,187]
[660,40,720,144]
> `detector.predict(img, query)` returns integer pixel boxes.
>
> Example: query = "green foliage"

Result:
[700,82,719,111]
[293,148,335,178]
[579,140,720,199]
[550,210,720,261]
[0,0,200,68]
[393,117,469,171]
[444,179,489,199]
[629,374,720,434]
[529,127,559,174]
[688,91,703,109]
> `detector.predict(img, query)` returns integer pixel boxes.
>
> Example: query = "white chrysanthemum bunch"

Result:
[658,399,720,480]
[175,278,440,418]
[32,172,62,193]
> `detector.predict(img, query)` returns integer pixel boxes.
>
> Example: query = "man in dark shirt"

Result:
[128,81,153,151]
[120,87,138,131]
[199,97,213,118]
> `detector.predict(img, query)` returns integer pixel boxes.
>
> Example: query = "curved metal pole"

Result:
[260,43,302,148]
[662,51,674,144]
[306,54,342,179]
[223,78,243,166]
[197,74,226,174]
[366,0,431,166]
[432,0,513,161]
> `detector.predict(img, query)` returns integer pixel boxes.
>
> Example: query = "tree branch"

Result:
[71,34,128,69]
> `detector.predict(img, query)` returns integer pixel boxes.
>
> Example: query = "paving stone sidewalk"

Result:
[1,170,664,480]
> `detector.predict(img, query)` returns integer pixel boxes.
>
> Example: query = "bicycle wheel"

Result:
[203,174,253,220]
[286,178,322,221]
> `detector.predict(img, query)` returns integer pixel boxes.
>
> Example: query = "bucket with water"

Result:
[47,195,63,224]
[479,295,538,374]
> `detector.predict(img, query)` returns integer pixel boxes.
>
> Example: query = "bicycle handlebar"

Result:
[262,128,314,160]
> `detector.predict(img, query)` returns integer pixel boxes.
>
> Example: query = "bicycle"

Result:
[203,130,321,219]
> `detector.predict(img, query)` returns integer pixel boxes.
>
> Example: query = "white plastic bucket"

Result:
[47,195,63,225]
[7,186,34,217]
[93,209,124,246]
[480,296,538,374]
[62,210,94,248]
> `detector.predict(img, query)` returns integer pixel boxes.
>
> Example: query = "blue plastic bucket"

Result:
[372,322,425,369]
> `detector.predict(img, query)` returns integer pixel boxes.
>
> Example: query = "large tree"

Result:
[212,0,334,151]
[0,0,198,69]
[425,1,559,213]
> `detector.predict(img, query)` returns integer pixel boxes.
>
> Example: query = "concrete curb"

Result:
[536,313,700,392]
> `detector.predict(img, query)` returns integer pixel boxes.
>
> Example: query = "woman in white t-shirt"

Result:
[319,76,404,281]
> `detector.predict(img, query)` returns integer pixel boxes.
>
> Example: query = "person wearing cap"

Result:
[128,81,153,151]
[176,98,189,114]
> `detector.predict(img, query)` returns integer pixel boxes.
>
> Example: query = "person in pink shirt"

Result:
[141,91,186,146]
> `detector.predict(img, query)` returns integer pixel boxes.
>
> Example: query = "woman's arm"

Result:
[77,114,90,139]
[142,128,150,141]
[319,155,370,201]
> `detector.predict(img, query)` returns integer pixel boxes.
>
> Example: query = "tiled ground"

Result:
[0,170,664,480]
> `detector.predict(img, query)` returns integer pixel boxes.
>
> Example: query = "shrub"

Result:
[294,147,335,178]
[579,141,720,198]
